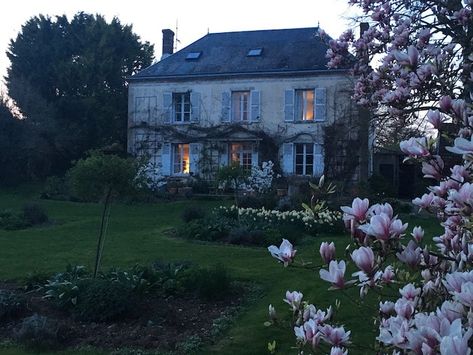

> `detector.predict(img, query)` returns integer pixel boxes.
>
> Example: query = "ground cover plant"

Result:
[0,186,440,354]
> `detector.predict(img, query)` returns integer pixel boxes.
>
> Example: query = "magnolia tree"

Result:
[266,0,473,354]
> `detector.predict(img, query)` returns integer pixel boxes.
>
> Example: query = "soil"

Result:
[0,282,247,353]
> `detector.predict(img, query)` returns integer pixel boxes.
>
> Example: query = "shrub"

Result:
[0,291,26,320]
[74,279,135,322]
[0,210,28,230]
[15,314,61,351]
[40,176,70,201]
[181,206,206,223]
[184,264,232,300]
[21,203,48,225]
[44,265,88,308]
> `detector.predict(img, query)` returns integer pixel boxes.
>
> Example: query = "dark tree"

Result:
[6,12,154,174]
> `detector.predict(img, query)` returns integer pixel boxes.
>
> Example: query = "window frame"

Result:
[294,89,315,122]
[172,143,190,174]
[230,142,253,171]
[294,143,314,176]
[172,92,191,123]
[231,90,251,122]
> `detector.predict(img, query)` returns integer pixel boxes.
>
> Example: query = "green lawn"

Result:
[0,187,441,354]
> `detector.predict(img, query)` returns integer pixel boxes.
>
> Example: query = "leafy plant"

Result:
[181,206,206,223]
[74,278,135,322]
[21,202,49,225]
[0,291,26,320]
[15,314,61,351]
[184,264,232,301]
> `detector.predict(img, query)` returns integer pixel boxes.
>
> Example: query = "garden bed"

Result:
[0,281,248,353]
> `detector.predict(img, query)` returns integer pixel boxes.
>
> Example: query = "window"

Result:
[230,142,253,170]
[231,91,250,122]
[295,89,315,121]
[173,144,190,174]
[186,51,201,60]
[173,92,191,123]
[247,48,263,56]
[295,143,314,175]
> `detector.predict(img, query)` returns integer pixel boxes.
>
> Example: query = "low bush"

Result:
[74,279,135,322]
[181,206,206,223]
[15,314,61,351]
[21,203,49,225]
[40,176,71,201]
[0,290,26,321]
[0,210,29,230]
[184,264,232,301]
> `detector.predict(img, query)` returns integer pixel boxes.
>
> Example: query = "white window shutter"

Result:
[315,88,327,121]
[149,96,158,125]
[221,92,231,122]
[314,144,325,176]
[189,143,201,174]
[284,90,294,122]
[250,90,261,122]
[190,92,201,122]
[161,143,172,175]
[282,143,294,174]
[162,92,172,123]
[219,143,229,166]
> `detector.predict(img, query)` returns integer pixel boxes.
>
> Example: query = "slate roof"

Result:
[129,27,347,81]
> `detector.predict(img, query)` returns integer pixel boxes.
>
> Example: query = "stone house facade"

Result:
[127,27,368,182]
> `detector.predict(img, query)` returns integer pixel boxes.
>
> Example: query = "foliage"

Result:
[0,291,26,321]
[68,150,141,202]
[6,12,154,175]
[21,203,49,226]
[44,265,88,308]
[15,314,61,351]
[268,1,473,353]
[74,278,135,322]
[0,203,49,230]
[183,264,232,301]
[181,206,206,223]
[216,163,249,191]
[40,176,71,201]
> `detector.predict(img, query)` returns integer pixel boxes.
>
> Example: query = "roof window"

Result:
[247,48,263,57]
[185,52,202,60]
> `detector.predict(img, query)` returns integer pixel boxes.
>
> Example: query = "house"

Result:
[127,27,368,183]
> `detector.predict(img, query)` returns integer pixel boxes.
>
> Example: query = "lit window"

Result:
[173,92,191,123]
[173,144,190,174]
[295,89,314,121]
[231,91,250,122]
[230,142,253,170]
[295,143,314,175]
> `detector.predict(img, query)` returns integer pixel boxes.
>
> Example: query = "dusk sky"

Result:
[0,0,358,92]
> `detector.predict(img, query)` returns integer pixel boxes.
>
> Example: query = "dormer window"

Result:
[186,52,201,60]
[247,48,263,57]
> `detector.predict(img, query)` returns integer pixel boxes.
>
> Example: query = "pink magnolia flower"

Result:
[393,45,419,67]
[341,197,369,222]
[395,298,415,319]
[268,239,296,266]
[379,301,395,315]
[320,324,351,346]
[319,260,347,289]
[411,226,424,243]
[412,192,434,210]
[397,240,422,268]
[284,290,303,311]
[439,95,452,112]
[437,301,465,323]
[330,346,348,355]
[359,213,391,240]
[448,182,473,206]
[369,203,394,218]
[268,304,277,321]
[426,109,445,129]
[399,283,421,301]
[294,325,306,342]
[320,242,336,264]
[400,137,430,158]
[381,266,395,283]
[351,246,375,274]
[454,282,473,308]
[439,318,473,355]
[446,136,473,157]
[422,155,444,180]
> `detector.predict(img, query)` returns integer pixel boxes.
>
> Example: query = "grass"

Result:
[0,186,442,354]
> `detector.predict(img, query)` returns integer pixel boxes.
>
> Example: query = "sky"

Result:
[0,0,358,92]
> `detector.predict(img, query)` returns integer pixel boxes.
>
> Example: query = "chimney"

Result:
[161,29,175,60]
